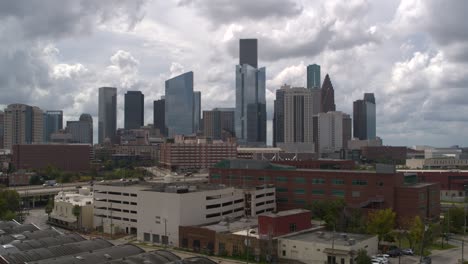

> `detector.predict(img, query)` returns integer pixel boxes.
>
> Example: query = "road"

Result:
[8,182,88,191]
[431,239,467,264]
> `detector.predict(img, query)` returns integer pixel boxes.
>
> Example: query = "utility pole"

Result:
[419,224,428,264]
[164,218,167,248]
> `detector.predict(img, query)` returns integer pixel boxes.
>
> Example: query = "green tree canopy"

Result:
[367,208,396,246]
[355,249,372,264]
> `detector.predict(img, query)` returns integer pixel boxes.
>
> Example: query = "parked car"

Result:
[387,249,402,257]
[401,248,414,255]
[372,257,388,264]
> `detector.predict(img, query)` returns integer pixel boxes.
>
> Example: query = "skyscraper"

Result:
[153,98,167,137]
[239,39,258,68]
[235,39,266,146]
[124,91,144,130]
[318,111,350,154]
[0,111,4,149]
[66,113,93,144]
[321,74,336,113]
[98,87,117,144]
[165,72,194,137]
[3,104,44,150]
[353,93,376,140]
[273,86,286,147]
[203,108,235,140]
[193,91,201,134]
[307,64,321,89]
[44,110,63,142]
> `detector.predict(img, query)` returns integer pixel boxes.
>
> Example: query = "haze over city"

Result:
[0,0,467,146]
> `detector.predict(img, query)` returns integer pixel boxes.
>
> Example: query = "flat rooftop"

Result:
[203,218,258,233]
[260,209,310,218]
[282,231,375,246]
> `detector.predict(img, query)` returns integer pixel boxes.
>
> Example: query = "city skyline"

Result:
[0,1,467,147]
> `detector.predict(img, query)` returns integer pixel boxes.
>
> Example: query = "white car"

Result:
[376,254,390,259]
[372,257,388,264]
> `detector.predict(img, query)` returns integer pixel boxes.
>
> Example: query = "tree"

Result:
[442,206,465,234]
[308,199,346,230]
[355,249,372,264]
[367,208,396,247]
[0,189,20,220]
[408,216,424,250]
[45,199,54,219]
[72,205,81,230]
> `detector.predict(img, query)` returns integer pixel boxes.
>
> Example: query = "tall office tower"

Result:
[353,93,376,140]
[203,108,235,140]
[165,72,194,137]
[239,39,258,68]
[66,113,93,144]
[124,91,144,130]
[193,91,201,133]
[342,114,352,150]
[153,98,167,137]
[318,111,350,153]
[321,74,336,113]
[0,111,4,149]
[44,110,63,142]
[98,87,117,144]
[283,87,315,144]
[3,104,44,150]
[272,85,287,147]
[307,64,321,89]
[235,39,266,146]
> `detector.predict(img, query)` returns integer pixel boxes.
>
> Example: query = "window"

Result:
[352,191,361,197]
[294,199,306,205]
[153,234,160,243]
[276,176,288,182]
[295,177,306,183]
[332,190,345,197]
[211,174,221,179]
[276,187,288,192]
[294,189,305,195]
[219,243,226,254]
[332,179,345,185]
[206,204,221,209]
[282,250,286,257]
[258,176,270,181]
[312,189,324,195]
[312,178,325,184]
[144,233,151,242]
[162,235,169,245]
[277,198,288,203]
[289,223,297,232]
[352,179,368,186]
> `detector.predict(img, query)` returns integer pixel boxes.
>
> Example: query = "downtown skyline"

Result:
[0,1,467,147]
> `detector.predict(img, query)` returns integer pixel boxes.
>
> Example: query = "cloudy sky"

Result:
[1,0,467,147]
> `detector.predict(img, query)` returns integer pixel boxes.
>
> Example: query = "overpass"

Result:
[9,182,90,208]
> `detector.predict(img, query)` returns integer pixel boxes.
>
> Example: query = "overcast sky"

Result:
[1,0,467,147]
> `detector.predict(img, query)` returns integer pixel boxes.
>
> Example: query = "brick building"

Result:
[160,137,237,171]
[272,159,355,170]
[258,209,312,237]
[210,160,440,221]
[12,144,91,172]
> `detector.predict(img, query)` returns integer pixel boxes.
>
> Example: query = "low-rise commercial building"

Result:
[278,231,378,264]
[406,158,468,169]
[49,188,93,230]
[361,146,407,165]
[210,160,440,221]
[12,144,91,172]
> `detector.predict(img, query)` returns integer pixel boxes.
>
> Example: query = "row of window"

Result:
[94,191,137,197]
[95,207,137,214]
[206,207,243,218]
[95,199,137,206]
[211,175,372,186]
[143,233,169,245]
[94,214,137,222]
[276,189,352,198]
[205,199,244,209]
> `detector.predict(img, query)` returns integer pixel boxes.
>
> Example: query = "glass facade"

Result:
[235,64,266,146]
[124,91,144,130]
[307,64,321,89]
[44,110,63,142]
[193,91,201,133]
[165,72,194,137]
[66,113,93,144]
[353,93,376,140]
[98,87,117,143]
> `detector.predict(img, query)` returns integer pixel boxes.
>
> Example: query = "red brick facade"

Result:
[258,210,312,237]
[12,144,91,172]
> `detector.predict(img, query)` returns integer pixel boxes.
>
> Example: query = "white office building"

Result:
[318,111,350,153]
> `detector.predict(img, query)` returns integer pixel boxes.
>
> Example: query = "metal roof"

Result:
[0,222,19,231]
[104,250,181,264]
[29,244,144,264]
[168,257,218,264]
[11,233,84,251]
[0,224,38,236]
[0,238,113,264]
[0,229,59,245]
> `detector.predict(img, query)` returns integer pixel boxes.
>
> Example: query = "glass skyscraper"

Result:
[124,91,144,130]
[153,98,167,136]
[193,91,201,133]
[165,72,194,137]
[98,87,117,144]
[44,110,63,142]
[307,64,321,89]
[353,93,376,140]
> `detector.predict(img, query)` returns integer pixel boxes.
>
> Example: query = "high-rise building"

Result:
[165,72,194,137]
[307,64,321,89]
[318,111,350,153]
[124,91,144,130]
[353,93,376,140]
[66,113,93,144]
[153,98,167,137]
[273,87,286,147]
[0,111,4,149]
[235,39,266,146]
[3,104,44,150]
[98,87,117,144]
[203,108,235,140]
[321,74,336,113]
[193,91,201,134]
[239,39,258,68]
[44,110,63,142]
